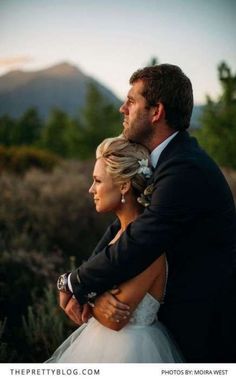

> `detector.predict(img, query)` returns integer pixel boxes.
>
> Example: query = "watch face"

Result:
[57,275,65,291]
[57,273,70,293]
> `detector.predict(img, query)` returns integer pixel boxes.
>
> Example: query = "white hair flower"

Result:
[137,159,153,179]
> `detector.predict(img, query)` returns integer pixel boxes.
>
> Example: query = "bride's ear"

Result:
[120,181,131,195]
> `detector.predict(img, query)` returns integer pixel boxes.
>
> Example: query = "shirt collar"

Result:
[150,131,179,168]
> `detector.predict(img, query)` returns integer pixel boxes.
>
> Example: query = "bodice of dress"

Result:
[128,293,160,326]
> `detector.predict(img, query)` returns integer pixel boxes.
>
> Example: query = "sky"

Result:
[0,0,235,105]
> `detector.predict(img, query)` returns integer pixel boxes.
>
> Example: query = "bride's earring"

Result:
[121,194,126,204]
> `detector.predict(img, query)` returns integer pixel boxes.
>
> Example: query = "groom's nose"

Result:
[119,101,128,114]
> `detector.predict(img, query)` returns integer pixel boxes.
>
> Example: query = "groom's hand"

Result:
[59,292,84,325]
[94,288,130,322]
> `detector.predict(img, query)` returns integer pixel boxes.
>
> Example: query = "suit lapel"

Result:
[156,131,189,167]
[91,219,120,258]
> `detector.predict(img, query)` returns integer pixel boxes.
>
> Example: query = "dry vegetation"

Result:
[0,161,235,362]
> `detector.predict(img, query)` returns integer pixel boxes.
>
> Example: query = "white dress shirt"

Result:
[150,131,179,168]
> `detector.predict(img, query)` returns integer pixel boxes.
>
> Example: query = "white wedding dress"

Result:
[46,293,183,363]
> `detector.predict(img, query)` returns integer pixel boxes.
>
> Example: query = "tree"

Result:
[218,62,236,105]
[0,115,17,146]
[62,117,83,158]
[13,107,42,146]
[194,62,236,169]
[0,86,121,160]
[148,57,159,66]
[39,108,82,158]
[79,83,121,159]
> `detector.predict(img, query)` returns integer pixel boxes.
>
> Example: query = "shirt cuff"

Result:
[70,269,94,305]
[67,273,73,293]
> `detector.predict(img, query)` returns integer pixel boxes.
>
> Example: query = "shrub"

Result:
[0,249,63,324]
[22,285,74,362]
[0,160,112,259]
[0,145,60,174]
[0,318,16,362]
[0,160,113,362]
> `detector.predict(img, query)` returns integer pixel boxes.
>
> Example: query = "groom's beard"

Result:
[123,120,154,152]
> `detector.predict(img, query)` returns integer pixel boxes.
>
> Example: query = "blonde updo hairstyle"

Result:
[96,136,151,199]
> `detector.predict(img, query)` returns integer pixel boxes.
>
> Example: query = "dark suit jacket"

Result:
[71,131,236,361]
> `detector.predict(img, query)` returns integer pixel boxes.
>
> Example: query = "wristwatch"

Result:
[57,272,71,294]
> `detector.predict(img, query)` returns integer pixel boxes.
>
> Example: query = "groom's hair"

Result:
[130,64,193,131]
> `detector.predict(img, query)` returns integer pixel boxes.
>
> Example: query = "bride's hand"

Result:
[59,291,83,325]
[94,289,130,322]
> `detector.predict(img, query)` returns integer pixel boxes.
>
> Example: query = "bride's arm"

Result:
[91,254,166,331]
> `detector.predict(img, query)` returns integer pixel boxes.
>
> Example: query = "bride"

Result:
[46,136,183,363]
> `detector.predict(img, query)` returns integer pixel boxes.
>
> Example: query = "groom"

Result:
[58,64,236,362]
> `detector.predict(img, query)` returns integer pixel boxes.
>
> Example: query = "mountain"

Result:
[0,62,121,119]
[0,62,204,127]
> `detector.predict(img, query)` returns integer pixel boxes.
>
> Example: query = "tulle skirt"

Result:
[46,317,184,363]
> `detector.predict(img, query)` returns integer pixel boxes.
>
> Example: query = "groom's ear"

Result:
[151,102,166,124]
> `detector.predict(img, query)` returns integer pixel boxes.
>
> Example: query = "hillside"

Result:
[0,62,204,127]
[0,62,121,119]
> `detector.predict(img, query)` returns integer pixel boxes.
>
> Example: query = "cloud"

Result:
[0,56,33,67]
